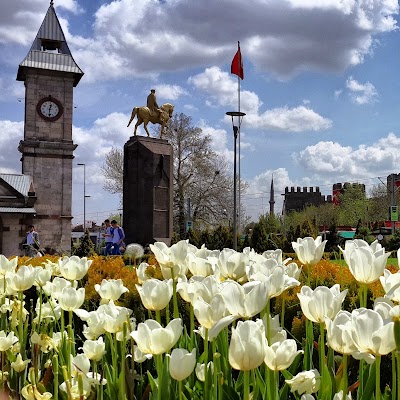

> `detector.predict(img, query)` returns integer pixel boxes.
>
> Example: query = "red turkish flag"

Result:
[231,47,244,80]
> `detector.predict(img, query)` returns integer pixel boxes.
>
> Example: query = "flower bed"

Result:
[1,237,399,399]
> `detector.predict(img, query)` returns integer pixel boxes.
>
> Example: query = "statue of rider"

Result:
[147,89,162,119]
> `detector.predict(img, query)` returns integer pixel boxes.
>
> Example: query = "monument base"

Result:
[123,136,173,246]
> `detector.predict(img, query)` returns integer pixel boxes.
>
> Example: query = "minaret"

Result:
[17,2,83,252]
[269,176,275,215]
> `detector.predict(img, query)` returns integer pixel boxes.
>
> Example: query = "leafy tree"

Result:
[72,230,96,257]
[337,185,368,226]
[250,223,268,253]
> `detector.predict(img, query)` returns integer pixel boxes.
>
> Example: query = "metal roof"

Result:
[17,3,83,86]
[0,207,36,214]
[0,174,33,197]
[19,51,83,75]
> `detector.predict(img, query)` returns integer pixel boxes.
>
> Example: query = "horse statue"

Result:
[127,103,174,138]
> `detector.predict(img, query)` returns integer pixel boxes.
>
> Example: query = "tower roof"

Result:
[17,2,83,86]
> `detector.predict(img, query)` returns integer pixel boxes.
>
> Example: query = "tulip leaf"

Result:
[360,362,376,400]
[221,383,241,400]
[147,371,158,398]
[251,367,264,400]
[318,363,333,400]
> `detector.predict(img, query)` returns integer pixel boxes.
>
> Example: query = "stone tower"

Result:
[269,176,275,215]
[16,2,83,253]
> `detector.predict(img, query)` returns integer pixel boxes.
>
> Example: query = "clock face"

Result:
[36,96,63,121]
[40,101,59,118]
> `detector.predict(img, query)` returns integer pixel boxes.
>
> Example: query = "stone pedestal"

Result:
[123,136,173,246]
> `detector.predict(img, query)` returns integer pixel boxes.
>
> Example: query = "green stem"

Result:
[155,354,163,400]
[319,323,325,375]
[376,355,381,400]
[342,354,348,395]
[392,352,396,400]
[155,310,162,324]
[243,370,250,400]
[396,350,400,400]
[53,355,59,400]
[204,329,209,400]
[172,270,179,319]
[18,292,25,357]
[212,341,218,400]
[303,319,313,370]
[178,380,183,400]
[281,293,286,329]
[359,284,368,309]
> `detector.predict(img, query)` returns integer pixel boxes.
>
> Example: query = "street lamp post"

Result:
[77,163,90,231]
[226,111,246,250]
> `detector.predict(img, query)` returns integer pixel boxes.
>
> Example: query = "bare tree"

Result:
[163,113,235,238]
[101,147,123,195]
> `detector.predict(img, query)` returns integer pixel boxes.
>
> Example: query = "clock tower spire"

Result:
[17,3,83,253]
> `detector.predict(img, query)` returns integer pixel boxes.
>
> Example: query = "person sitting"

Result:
[147,89,161,119]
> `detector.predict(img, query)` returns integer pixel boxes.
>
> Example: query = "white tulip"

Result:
[130,318,183,355]
[34,298,61,323]
[6,265,36,292]
[82,337,106,361]
[95,279,129,303]
[0,255,17,276]
[133,345,153,363]
[58,287,85,311]
[186,252,218,277]
[33,266,52,287]
[11,353,30,373]
[218,249,248,282]
[333,390,352,399]
[193,294,228,329]
[325,311,357,355]
[229,319,267,371]
[350,308,396,363]
[150,240,189,279]
[136,262,151,284]
[58,256,92,281]
[43,276,71,299]
[340,239,389,284]
[195,361,214,382]
[286,369,320,395]
[292,236,327,265]
[298,284,347,323]
[264,338,303,371]
[168,348,196,381]
[246,263,300,298]
[99,300,133,334]
[0,331,18,351]
[380,269,400,302]
[136,279,173,311]
[220,280,269,319]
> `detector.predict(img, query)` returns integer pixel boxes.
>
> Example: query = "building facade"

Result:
[0,2,83,256]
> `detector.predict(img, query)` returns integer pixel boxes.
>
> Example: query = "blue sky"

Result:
[0,0,400,225]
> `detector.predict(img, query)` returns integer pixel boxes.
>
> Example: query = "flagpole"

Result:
[237,41,241,239]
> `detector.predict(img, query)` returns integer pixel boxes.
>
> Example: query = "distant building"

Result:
[283,186,330,213]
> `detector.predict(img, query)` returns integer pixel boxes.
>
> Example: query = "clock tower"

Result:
[17,1,83,253]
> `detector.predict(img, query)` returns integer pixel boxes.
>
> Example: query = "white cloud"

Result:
[346,77,378,104]
[294,132,400,178]
[155,84,187,101]
[249,106,332,132]
[190,67,331,132]
[2,0,397,81]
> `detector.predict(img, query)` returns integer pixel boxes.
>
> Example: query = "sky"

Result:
[1,0,400,227]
